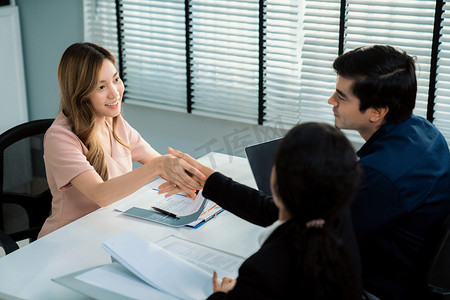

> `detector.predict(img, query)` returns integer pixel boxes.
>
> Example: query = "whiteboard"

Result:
[0,5,28,134]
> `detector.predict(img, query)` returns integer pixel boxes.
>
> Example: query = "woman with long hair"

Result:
[38,42,203,238]
[165,123,362,299]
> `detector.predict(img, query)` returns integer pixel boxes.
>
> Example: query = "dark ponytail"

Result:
[294,223,360,300]
[273,122,361,300]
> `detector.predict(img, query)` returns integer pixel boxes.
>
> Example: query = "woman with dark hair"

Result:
[164,122,362,299]
[38,42,204,238]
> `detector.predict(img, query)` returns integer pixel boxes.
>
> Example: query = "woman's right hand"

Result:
[167,147,215,180]
[157,153,205,199]
[157,147,216,199]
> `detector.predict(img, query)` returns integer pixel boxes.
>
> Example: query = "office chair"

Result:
[426,213,450,300]
[0,119,53,245]
[0,228,19,255]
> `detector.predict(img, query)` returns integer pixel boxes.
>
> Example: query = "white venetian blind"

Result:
[120,0,187,112]
[264,0,341,129]
[297,0,340,126]
[84,0,450,145]
[345,0,436,119]
[263,0,301,128]
[189,0,260,124]
[342,0,436,144]
[83,0,119,60]
[435,3,450,146]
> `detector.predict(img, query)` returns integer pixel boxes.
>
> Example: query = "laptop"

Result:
[244,138,282,196]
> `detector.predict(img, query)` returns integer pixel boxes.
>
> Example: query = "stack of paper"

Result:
[53,232,245,300]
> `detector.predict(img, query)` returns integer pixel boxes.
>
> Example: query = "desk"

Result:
[0,153,263,300]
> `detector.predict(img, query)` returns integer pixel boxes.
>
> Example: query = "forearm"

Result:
[71,156,164,207]
[207,292,226,300]
[203,172,278,227]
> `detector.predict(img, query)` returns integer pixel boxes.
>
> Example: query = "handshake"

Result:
[158,147,215,199]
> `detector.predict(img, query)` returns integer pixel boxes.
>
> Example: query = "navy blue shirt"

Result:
[352,115,450,300]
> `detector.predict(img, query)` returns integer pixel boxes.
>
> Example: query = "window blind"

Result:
[119,0,187,112]
[345,0,435,119]
[291,0,340,126]
[189,0,260,124]
[435,2,450,146]
[84,0,450,146]
[263,0,302,128]
[342,0,436,144]
[83,0,119,60]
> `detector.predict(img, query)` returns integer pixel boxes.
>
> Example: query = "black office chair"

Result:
[426,213,450,300]
[0,228,19,255]
[0,119,53,247]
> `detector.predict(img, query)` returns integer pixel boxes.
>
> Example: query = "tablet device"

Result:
[244,138,282,196]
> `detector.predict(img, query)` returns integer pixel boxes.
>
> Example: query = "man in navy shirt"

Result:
[328,45,450,300]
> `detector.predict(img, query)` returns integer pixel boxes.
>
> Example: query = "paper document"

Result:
[115,178,203,217]
[54,232,245,300]
[156,235,243,279]
[74,263,177,300]
[102,232,213,300]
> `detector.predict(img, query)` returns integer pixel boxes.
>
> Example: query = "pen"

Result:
[203,212,219,222]
[152,206,180,219]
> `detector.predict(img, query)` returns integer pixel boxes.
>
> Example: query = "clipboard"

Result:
[122,191,208,227]
[122,199,207,227]
[115,178,218,228]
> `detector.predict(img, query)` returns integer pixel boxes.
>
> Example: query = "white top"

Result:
[257,219,287,246]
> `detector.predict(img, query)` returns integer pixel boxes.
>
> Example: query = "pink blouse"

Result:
[38,112,154,238]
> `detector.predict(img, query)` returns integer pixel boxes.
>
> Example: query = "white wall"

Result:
[16,0,83,120]
[0,5,28,133]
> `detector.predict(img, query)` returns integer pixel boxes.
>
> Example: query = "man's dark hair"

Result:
[333,45,417,124]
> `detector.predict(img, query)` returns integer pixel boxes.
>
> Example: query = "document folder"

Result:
[123,197,206,227]
[115,179,208,227]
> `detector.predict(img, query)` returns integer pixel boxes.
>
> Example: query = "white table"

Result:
[0,153,263,300]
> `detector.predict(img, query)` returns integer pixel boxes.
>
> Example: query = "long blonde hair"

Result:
[58,42,129,180]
